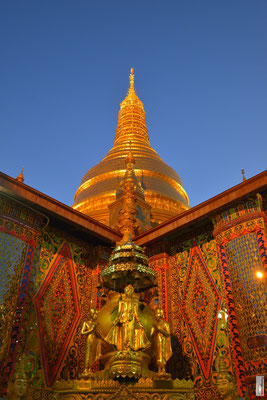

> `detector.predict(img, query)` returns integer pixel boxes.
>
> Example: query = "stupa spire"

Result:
[114,68,150,145]
[124,67,137,101]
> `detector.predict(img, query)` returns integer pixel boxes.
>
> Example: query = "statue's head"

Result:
[216,372,234,398]
[89,308,98,320]
[8,367,27,398]
[155,307,164,320]
[124,284,134,297]
[13,378,27,397]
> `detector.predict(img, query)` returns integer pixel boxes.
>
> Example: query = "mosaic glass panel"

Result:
[0,231,27,304]
[166,234,232,399]
[0,231,28,370]
[225,233,266,361]
[37,227,101,380]
[181,244,221,380]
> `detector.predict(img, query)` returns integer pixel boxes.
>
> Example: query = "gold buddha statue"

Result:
[81,308,102,378]
[6,363,27,400]
[216,354,239,399]
[105,284,150,352]
[80,153,173,381]
[217,373,236,399]
[97,237,156,379]
[151,307,172,376]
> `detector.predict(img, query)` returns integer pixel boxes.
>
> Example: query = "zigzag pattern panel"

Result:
[181,243,221,380]
[35,244,80,386]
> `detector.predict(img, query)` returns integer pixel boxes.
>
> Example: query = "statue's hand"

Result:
[81,325,89,335]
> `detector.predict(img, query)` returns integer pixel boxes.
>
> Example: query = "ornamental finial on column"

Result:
[16,167,24,183]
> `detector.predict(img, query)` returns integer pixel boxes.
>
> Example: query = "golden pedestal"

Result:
[109,350,142,379]
[49,377,195,400]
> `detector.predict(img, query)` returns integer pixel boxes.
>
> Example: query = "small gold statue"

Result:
[217,373,236,399]
[151,307,172,375]
[81,308,101,378]
[105,284,150,351]
[216,355,238,399]
[6,363,27,399]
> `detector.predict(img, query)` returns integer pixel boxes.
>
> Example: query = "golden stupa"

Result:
[73,68,189,225]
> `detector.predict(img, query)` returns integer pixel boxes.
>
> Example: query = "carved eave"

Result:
[0,171,122,245]
[134,170,267,246]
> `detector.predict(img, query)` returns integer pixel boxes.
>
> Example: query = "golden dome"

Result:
[73,68,189,226]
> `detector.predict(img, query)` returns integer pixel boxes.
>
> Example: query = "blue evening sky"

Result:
[1,1,266,209]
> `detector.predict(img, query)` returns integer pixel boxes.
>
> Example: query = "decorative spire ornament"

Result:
[109,144,151,234]
[16,167,24,183]
[129,67,134,90]
[116,68,149,144]
[116,147,140,244]
[241,169,246,181]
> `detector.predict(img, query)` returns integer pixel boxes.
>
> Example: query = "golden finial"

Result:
[16,167,24,183]
[241,169,246,182]
[129,67,134,90]
[118,67,145,116]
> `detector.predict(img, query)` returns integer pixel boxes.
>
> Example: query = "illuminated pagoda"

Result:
[73,68,189,226]
[0,69,266,400]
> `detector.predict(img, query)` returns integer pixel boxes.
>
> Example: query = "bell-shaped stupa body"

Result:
[73,68,189,226]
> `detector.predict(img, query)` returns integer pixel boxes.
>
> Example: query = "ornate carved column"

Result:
[212,195,267,397]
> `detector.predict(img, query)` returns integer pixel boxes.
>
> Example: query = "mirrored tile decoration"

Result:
[225,233,266,361]
[0,230,27,304]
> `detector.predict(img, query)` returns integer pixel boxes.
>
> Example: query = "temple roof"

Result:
[0,171,122,245]
[1,169,266,247]
[134,170,267,246]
